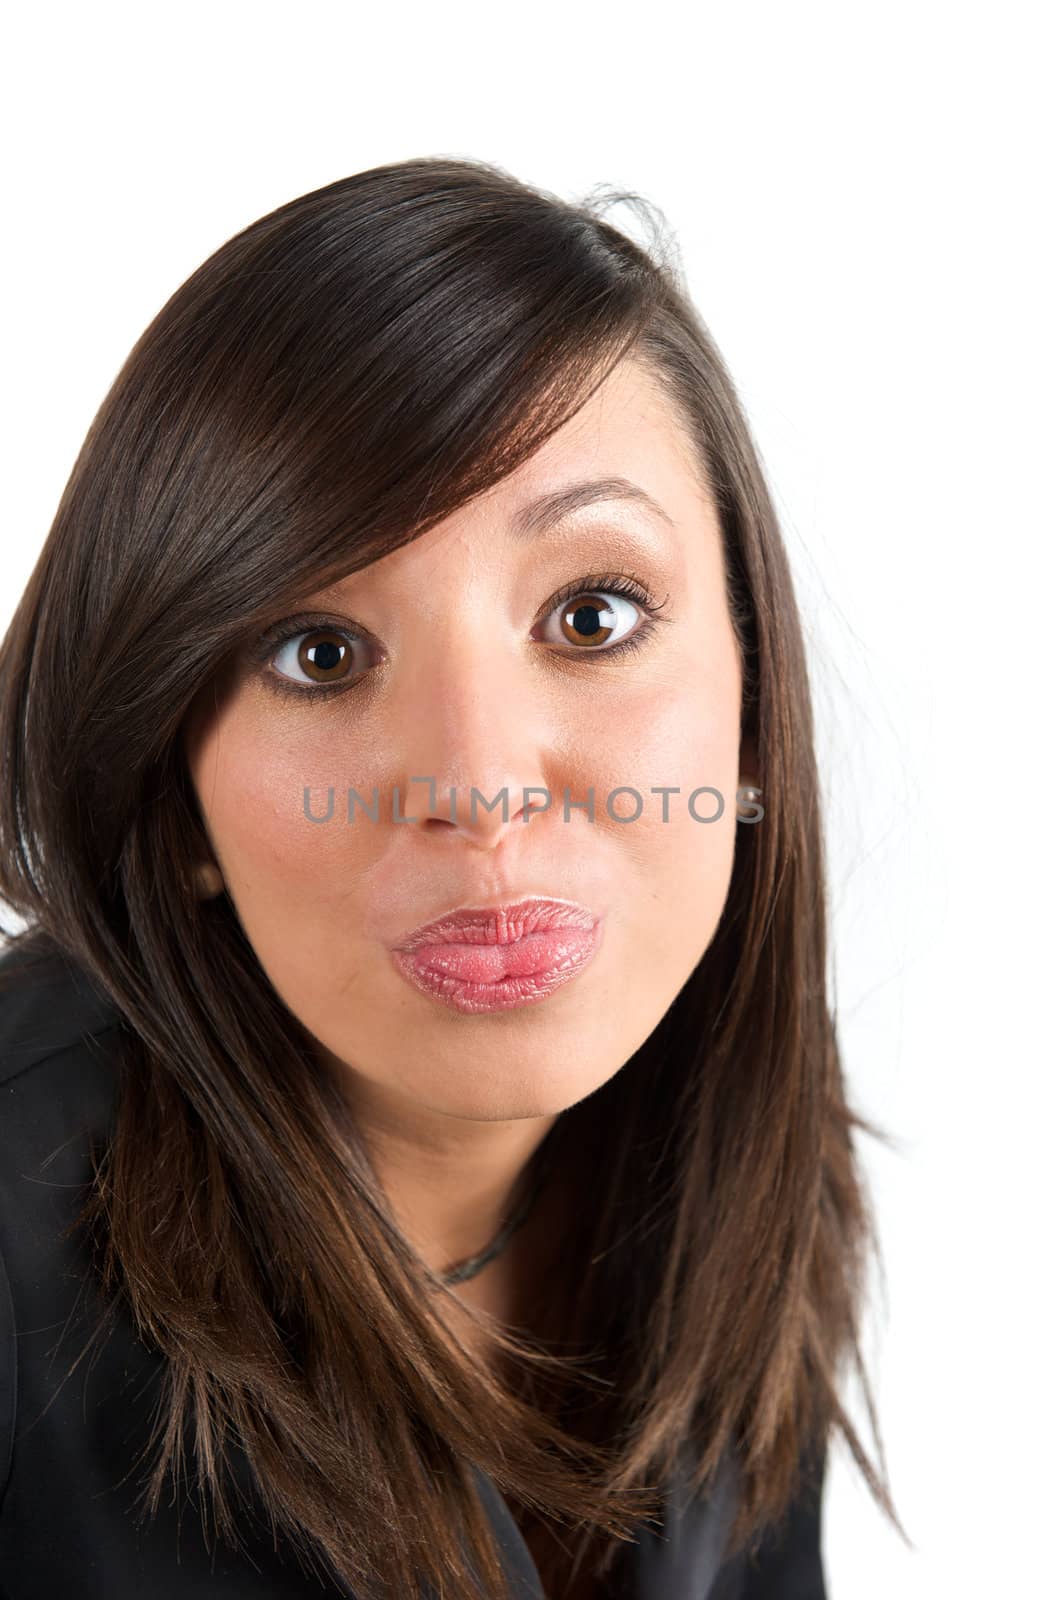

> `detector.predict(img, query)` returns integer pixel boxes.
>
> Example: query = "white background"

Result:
[2,4,1055,1594]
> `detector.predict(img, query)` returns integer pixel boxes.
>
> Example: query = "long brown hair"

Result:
[0,156,908,1597]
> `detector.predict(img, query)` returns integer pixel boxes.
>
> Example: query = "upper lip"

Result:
[392,896,599,953]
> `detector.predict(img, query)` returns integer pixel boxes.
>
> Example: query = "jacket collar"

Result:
[471,1440,740,1599]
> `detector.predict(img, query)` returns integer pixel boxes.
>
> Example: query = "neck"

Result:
[330,1059,560,1287]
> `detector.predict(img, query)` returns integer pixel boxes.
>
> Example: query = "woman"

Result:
[0,157,905,1598]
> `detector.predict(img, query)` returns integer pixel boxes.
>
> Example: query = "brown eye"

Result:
[272,628,358,686]
[545,590,641,650]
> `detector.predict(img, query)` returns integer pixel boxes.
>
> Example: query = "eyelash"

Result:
[249,570,673,702]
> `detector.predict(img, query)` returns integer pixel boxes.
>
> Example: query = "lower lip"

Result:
[390,921,603,1014]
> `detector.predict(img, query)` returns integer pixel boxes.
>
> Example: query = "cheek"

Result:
[189,707,385,1006]
[599,674,742,973]
[196,720,347,885]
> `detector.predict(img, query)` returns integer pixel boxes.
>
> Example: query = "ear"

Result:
[738,732,760,791]
[192,860,226,899]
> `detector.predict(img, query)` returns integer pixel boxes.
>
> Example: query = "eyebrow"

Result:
[507,475,677,540]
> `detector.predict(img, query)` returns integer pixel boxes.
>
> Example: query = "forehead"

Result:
[299,355,723,612]
[481,355,711,519]
[392,361,711,596]
[406,355,722,587]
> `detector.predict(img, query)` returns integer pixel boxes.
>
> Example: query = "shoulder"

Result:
[0,923,125,1247]
[0,929,123,1090]
[707,1446,829,1600]
[0,928,125,1299]
[0,930,125,1179]
[0,933,130,1510]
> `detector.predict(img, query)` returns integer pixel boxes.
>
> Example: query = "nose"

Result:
[390,642,551,850]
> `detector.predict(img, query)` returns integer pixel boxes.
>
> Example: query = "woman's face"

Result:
[185,356,751,1125]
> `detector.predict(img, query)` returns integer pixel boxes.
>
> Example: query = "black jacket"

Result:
[0,935,827,1598]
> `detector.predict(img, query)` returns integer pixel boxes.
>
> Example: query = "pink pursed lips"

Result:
[390,897,603,1014]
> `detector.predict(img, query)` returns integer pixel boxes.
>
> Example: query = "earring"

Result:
[736,776,764,824]
[191,860,225,899]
